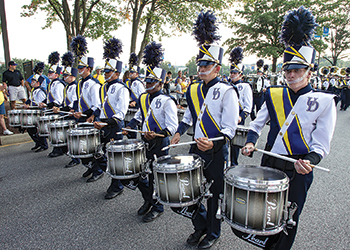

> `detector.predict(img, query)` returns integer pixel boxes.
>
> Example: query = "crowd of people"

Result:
[0,7,343,250]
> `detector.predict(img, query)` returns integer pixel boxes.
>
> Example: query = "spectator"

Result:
[122,70,130,83]
[0,84,13,135]
[164,71,172,94]
[93,66,105,84]
[25,62,50,92]
[2,61,27,109]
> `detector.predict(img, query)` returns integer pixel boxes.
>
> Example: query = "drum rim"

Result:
[224,165,289,192]
[106,139,145,152]
[48,120,76,127]
[67,127,99,135]
[153,154,203,172]
[39,114,61,120]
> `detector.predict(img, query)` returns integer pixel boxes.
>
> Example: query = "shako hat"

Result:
[142,41,166,83]
[229,47,244,73]
[103,37,123,73]
[48,51,61,74]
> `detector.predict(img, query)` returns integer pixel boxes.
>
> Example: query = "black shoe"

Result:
[48,152,64,158]
[82,168,93,178]
[87,173,104,182]
[35,147,48,153]
[31,145,40,151]
[104,189,123,199]
[138,201,152,215]
[65,160,80,168]
[142,210,163,223]
[186,229,207,246]
[198,236,219,249]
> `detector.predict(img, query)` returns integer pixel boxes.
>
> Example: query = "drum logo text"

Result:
[242,234,268,248]
[124,157,133,173]
[266,199,278,227]
[79,139,87,154]
[179,177,190,199]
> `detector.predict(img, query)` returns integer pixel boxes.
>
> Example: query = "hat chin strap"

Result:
[284,68,310,85]
[105,71,115,82]
[198,63,217,76]
[145,81,159,91]
[78,67,86,76]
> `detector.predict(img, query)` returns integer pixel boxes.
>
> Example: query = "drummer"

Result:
[241,7,336,249]
[70,35,102,181]
[170,11,239,249]
[53,52,81,168]
[24,74,48,152]
[39,52,66,158]
[89,37,129,199]
[228,47,253,166]
[124,41,178,223]
[125,52,146,139]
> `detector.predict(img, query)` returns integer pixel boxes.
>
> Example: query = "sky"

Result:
[0,0,263,69]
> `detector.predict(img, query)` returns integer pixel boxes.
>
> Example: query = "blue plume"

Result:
[229,47,244,65]
[346,67,350,74]
[61,52,74,67]
[129,52,138,66]
[256,59,264,68]
[48,51,60,65]
[71,35,88,58]
[264,64,269,71]
[33,62,45,74]
[142,41,164,67]
[103,37,123,59]
[279,6,318,47]
[192,10,221,46]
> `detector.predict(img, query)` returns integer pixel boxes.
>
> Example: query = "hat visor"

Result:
[103,69,113,73]
[78,65,86,69]
[144,78,159,83]
[197,60,215,67]
[230,69,241,73]
[283,63,309,71]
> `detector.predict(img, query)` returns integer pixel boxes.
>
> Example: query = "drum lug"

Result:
[282,201,298,235]
[203,179,213,200]
[216,194,224,220]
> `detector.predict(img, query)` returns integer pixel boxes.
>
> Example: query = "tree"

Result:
[21,0,121,50]
[119,0,235,64]
[317,1,350,66]
[223,0,321,72]
[185,56,197,76]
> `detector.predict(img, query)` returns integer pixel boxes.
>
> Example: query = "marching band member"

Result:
[125,53,146,139]
[241,7,336,249]
[228,47,253,166]
[251,59,265,120]
[70,35,103,182]
[93,37,129,199]
[340,67,350,111]
[24,74,48,152]
[125,41,178,222]
[52,51,80,168]
[39,51,66,158]
[171,11,239,248]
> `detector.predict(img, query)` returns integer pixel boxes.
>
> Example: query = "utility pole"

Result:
[0,0,10,66]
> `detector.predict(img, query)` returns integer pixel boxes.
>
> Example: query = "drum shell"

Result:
[222,165,289,236]
[125,108,138,122]
[231,125,249,147]
[38,115,60,137]
[8,110,22,127]
[153,154,205,207]
[67,127,100,158]
[20,110,41,128]
[48,120,76,146]
[106,139,146,179]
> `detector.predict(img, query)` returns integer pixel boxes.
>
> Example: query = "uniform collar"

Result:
[203,77,220,89]
[150,90,163,101]
[82,74,92,82]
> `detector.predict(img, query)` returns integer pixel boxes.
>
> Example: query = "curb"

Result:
[0,133,32,146]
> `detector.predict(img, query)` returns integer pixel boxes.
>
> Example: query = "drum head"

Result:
[225,165,289,192]
[153,154,203,172]
[106,139,144,152]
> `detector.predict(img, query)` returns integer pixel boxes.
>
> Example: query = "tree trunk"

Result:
[272,56,277,73]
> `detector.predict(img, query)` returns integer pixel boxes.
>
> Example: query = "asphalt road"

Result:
[0,108,349,250]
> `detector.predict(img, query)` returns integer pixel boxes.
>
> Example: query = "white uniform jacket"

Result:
[133,91,178,135]
[249,85,336,158]
[99,79,129,121]
[182,78,239,139]
[77,75,101,113]
[127,78,145,102]
[47,78,65,106]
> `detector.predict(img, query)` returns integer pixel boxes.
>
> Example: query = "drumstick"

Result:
[161,136,225,151]
[57,111,87,117]
[253,148,330,173]
[122,128,165,137]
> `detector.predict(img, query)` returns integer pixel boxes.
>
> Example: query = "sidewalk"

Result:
[0,133,31,146]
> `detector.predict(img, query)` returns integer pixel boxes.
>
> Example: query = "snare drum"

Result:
[38,114,60,137]
[20,110,41,128]
[222,165,289,236]
[106,139,146,179]
[125,108,138,122]
[67,127,100,158]
[48,120,76,146]
[8,110,22,127]
[153,154,205,207]
[231,125,249,147]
